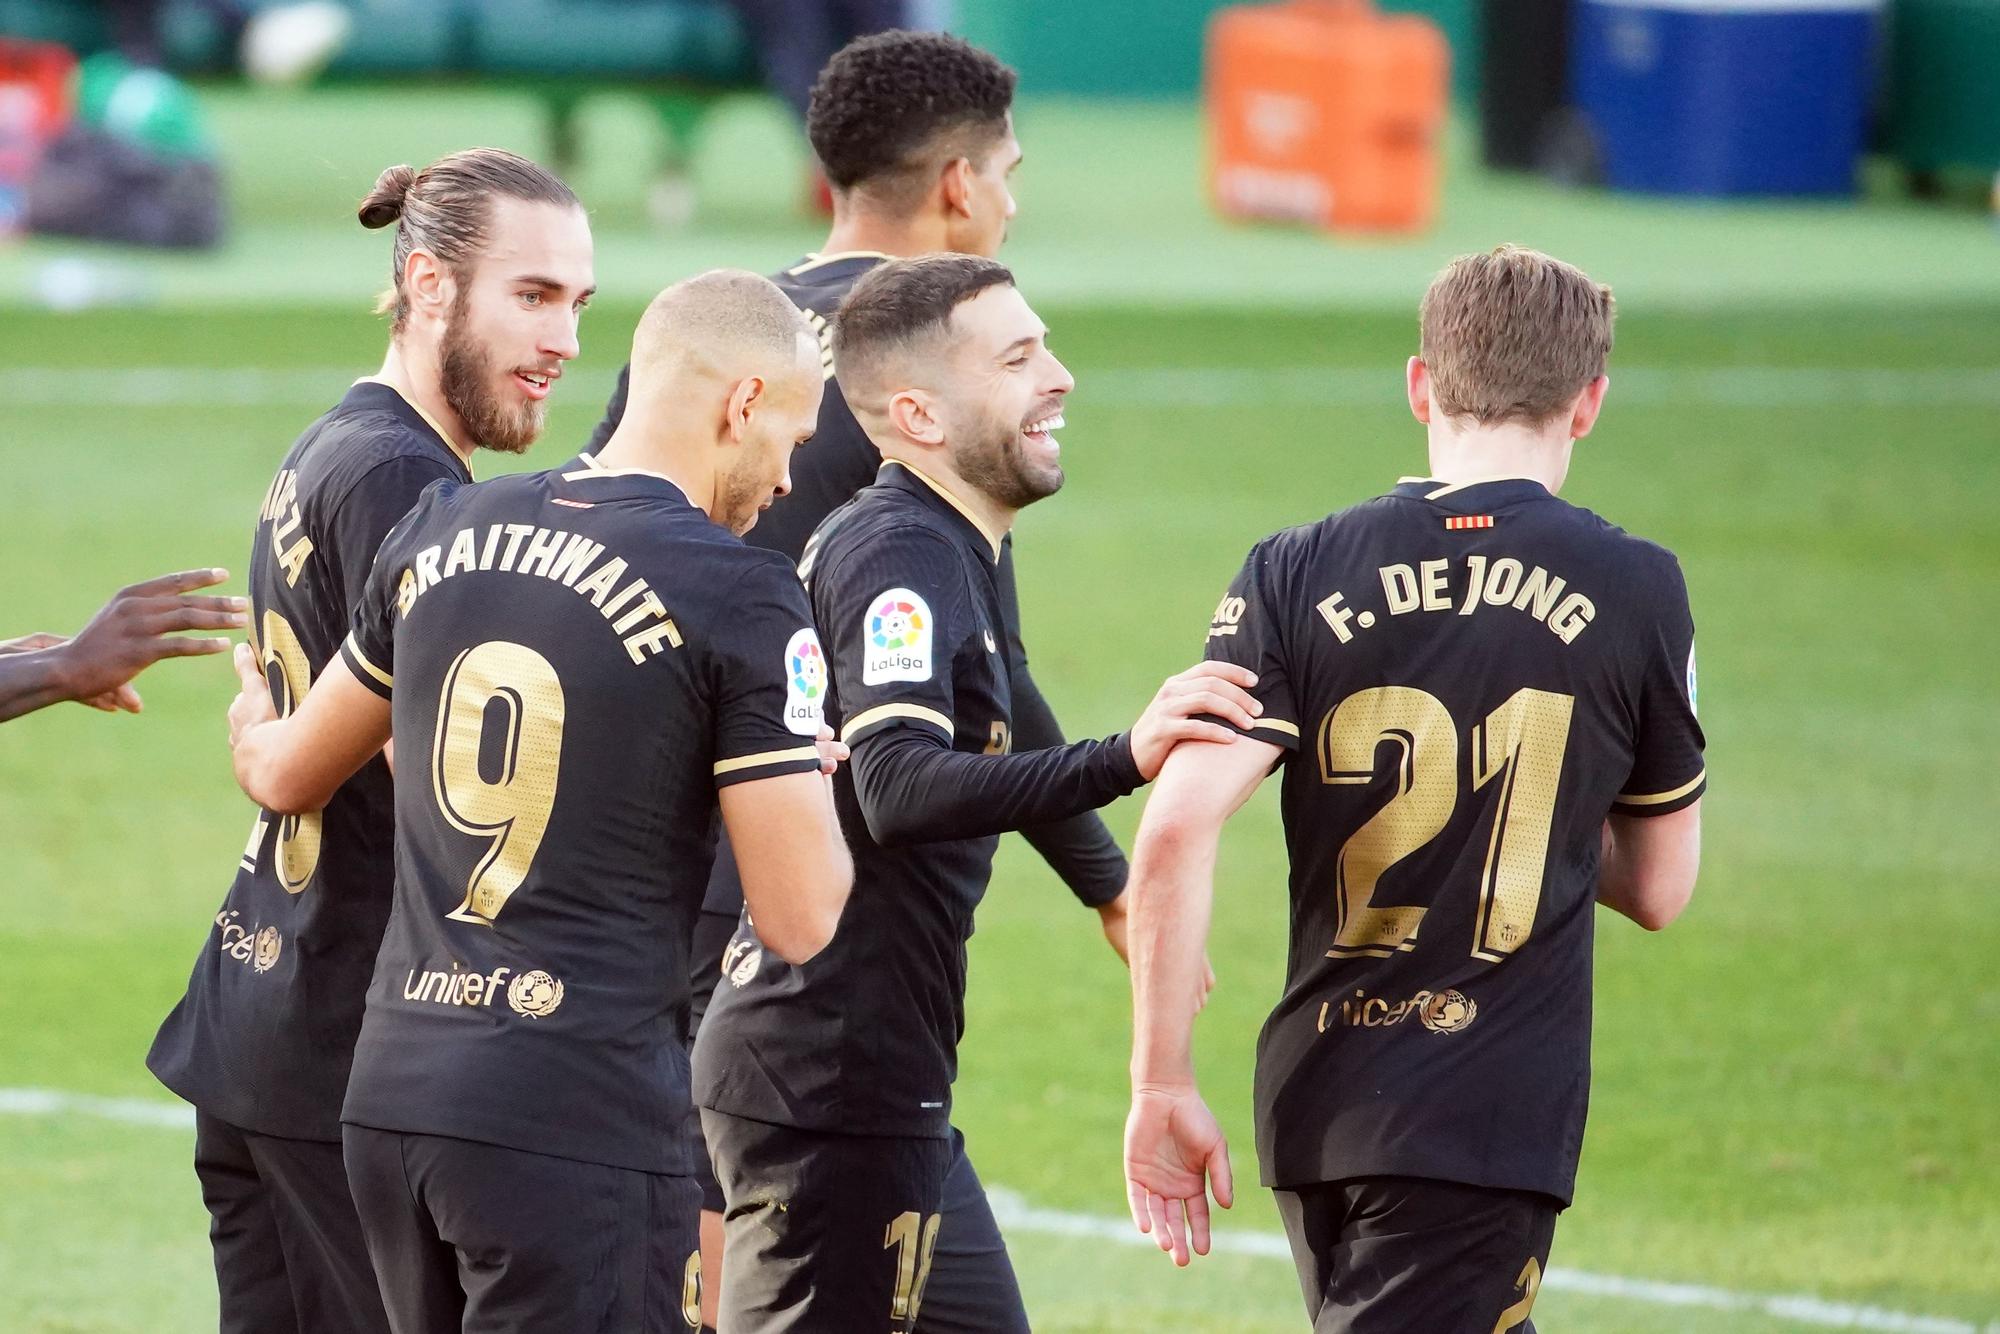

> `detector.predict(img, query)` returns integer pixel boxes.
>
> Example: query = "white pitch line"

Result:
[12,366,2000,410]
[1,1088,1988,1334]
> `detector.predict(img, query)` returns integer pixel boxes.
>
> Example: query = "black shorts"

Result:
[913,1131,1029,1334]
[702,1108,955,1334]
[1274,1176,1559,1334]
[343,1124,702,1333]
[193,1110,389,1334]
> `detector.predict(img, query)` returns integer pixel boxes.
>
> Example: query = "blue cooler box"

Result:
[1570,0,1880,195]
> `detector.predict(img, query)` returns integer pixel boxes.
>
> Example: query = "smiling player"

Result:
[147,148,592,1334]
[694,254,1259,1333]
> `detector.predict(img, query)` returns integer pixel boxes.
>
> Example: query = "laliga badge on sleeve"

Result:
[862,587,933,685]
[784,628,827,736]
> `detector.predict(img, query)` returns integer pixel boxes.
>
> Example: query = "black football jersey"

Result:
[1203,476,1705,1204]
[149,379,469,1140]
[696,462,1063,1138]
[336,453,826,1174]
[587,251,886,565]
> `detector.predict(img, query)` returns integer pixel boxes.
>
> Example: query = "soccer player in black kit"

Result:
[695,254,1262,1332]
[1122,246,1707,1333]
[223,270,855,1332]
[146,148,591,1334]
[591,31,1144,1330]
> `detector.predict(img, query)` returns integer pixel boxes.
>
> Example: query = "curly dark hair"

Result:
[807,31,1017,198]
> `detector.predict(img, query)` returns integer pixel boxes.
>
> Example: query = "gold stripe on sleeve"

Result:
[1250,718,1300,738]
[1615,770,1706,806]
[713,746,821,777]
[344,633,393,688]
[839,703,954,744]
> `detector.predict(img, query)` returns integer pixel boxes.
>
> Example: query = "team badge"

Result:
[506,970,565,1018]
[862,587,933,685]
[783,628,827,736]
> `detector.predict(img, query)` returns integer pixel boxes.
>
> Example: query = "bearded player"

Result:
[1123,247,1705,1333]
[589,32,1139,1331]
[695,254,1259,1332]
[148,148,593,1333]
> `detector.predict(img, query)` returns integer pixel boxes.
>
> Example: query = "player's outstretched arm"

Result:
[1597,802,1702,930]
[0,568,246,724]
[227,645,391,815]
[847,661,1261,848]
[722,763,854,966]
[1125,735,1279,1265]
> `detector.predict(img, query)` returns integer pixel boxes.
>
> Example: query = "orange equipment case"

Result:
[1205,0,1449,233]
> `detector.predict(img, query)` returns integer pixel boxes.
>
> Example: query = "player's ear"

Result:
[941,157,975,219]
[888,388,945,448]
[726,375,767,444]
[406,250,451,329]
[1406,357,1432,426]
[1568,374,1609,441]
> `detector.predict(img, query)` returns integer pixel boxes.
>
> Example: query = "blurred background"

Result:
[1,2,1995,1332]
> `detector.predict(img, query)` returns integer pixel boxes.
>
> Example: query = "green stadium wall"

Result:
[955,0,1480,102]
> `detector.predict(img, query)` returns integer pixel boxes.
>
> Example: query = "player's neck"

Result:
[887,451,1015,546]
[819,206,947,261]
[374,341,474,464]
[595,419,714,513]
[1425,425,1572,496]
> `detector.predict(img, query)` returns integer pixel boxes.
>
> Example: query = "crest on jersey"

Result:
[1418,989,1478,1034]
[784,628,827,736]
[252,926,282,974]
[863,588,932,685]
[507,970,565,1018]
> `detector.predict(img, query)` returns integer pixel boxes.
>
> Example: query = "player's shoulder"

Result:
[771,252,883,314]
[1539,495,1688,591]
[294,386,462,505]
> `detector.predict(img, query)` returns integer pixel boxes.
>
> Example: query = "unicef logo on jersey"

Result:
[506,970,565,1018]
[783,628,827,737]
[862,587,933,685]
[252,926,282,974]
[1418,990,1478,1034]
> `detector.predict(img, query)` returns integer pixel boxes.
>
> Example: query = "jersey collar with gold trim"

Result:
[878,459,1007,564]
[1392,475,1551,508]
[558,451,693,507]
[784,250,893,278]
[344,378,474,480]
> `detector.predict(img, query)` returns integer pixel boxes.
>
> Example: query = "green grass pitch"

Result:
[1,80,1997,1333]
[2,297,1995,1332]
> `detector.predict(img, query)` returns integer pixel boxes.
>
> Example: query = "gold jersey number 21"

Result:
[1318,685,1575,960]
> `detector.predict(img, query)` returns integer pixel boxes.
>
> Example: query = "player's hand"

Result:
[1128,662,1259,780]
[1096,893,1216,1008]
[227,642,278,748]
[814,724,849,776]
[0,632,137,712]
[1125,1082,1232,1266]
[53,568,245,713]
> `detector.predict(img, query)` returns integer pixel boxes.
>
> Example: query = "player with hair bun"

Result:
[147,147,592,1334]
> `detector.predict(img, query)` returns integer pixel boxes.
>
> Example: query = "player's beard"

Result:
[956,406,1064,511]
[714,459,772,536]
[439,294,545,456]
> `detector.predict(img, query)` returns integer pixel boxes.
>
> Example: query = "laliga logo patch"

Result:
[862,587,932,685]
[506,970,565,1018]
[784,628,827,737]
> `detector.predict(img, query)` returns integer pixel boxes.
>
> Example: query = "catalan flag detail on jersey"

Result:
[1200,474,1705,1204]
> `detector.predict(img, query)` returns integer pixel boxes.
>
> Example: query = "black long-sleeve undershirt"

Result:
[850,726,1144,850]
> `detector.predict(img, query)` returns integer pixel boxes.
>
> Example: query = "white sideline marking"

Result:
[0,1090,1986,1334]
[13,366,2000,410]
